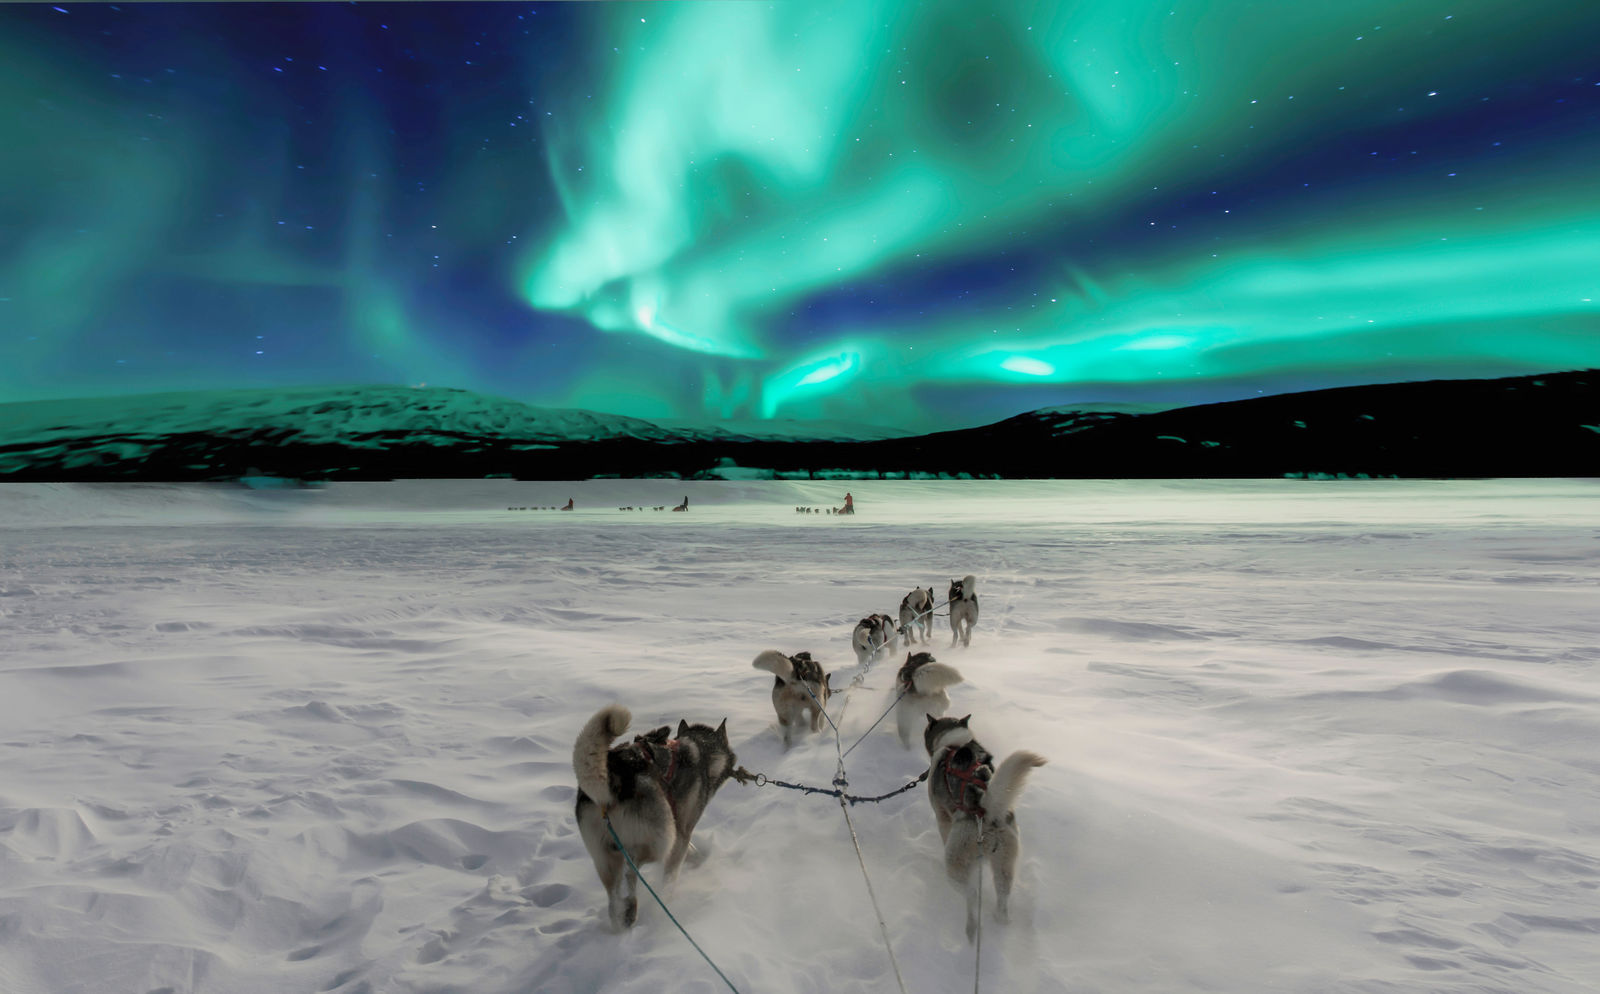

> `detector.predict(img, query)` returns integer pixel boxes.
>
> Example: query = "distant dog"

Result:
[895,652,963,748]
[752,650,834,749]
[573,706,738,930]
[947,575,979,647]
[898,586,936,644]
[924,714,1046,941]
[852,613,898,664]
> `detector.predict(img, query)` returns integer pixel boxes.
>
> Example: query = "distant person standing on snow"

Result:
[561,498,574,511]
[673,495,688,512]
[842,492,854,514]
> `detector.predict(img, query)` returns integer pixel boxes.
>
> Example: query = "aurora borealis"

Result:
[3,2,1597,432]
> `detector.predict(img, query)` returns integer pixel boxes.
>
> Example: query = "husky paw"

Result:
[622,897,638,928]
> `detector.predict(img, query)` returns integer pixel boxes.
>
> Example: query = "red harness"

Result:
[939,748,991,819]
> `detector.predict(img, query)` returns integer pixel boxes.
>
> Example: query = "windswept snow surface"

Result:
[1,479,1597,994]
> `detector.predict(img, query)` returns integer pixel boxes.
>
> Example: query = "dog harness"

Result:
[790,653,825,687]
[632,737,683,820]
[938,747,993,819]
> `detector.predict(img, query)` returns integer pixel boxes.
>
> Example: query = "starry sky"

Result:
[3,1,1598,432]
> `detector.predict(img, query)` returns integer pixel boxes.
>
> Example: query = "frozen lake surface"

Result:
[1,479,1597,994]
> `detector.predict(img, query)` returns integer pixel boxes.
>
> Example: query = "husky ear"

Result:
[926,713,937,725]
[959,714,972,726]
[677,719,691,739]
[716,718,729,745]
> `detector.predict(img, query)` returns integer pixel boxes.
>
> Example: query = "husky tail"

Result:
[959,574,978,601]
[752,649,796,683]
[910,662,964,695]
[573,705,631,808]
[982,750,1046,820]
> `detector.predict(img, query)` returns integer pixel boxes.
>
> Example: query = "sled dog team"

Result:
[572,573,1047,942]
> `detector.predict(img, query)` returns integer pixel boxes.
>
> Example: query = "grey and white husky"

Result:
[752,649,834,749]
[947,574,979,647]
[573,705,738,930]
[851,613,898,664]
[924,714,1046,941]
[898,586,937,644]
[894,651,963,748]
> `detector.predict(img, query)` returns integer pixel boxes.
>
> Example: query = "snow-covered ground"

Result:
[1,479,1597,994]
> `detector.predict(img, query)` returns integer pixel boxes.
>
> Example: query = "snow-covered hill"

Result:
[0,385,673,452]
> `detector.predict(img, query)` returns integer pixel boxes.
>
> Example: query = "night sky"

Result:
[3,1,1598,432]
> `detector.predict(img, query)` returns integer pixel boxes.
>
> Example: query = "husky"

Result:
[851,613,898,665]
[752,650,835,748]
[895,652,963,748]
[573,705,738,930]
[947,575,979,647]
[924,714,1046,941]
[898,586,937,644]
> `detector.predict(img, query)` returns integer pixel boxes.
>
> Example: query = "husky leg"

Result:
[599,853,629,929]
[580,815,633,930]
[778,715,792,750]
[895,700,916,749]
[619,860,639,928]
[588,839,632,930]
[945,821,982,942]
[662,824,690,884]
[991,821,1020,924]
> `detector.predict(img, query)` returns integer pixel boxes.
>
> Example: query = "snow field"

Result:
[1,479,1597,994]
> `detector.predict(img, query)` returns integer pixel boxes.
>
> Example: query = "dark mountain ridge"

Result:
[0,370,1593,481]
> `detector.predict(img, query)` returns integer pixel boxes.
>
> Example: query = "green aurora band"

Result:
[521,0,1598,421]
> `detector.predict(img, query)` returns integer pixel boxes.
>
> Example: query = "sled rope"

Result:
[973,849,984,994]
[840,792,909,994]
[603,817,742,994]
[795,680,910,994]
[841,689,908,759]
[740,768,929,805]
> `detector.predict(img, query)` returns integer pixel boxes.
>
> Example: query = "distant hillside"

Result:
[0,371,1594,481]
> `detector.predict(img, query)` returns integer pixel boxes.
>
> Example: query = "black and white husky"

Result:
[947,574,979,647]
[924,714,1046,941]
[573,706,738,930]
[752,649,834,749]
[895,651,963,748]
[851,613,898,664]
[898,586,936,644]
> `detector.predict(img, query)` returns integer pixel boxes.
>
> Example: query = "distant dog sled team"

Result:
[571,571,1046,946]
[796,490,855,514]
